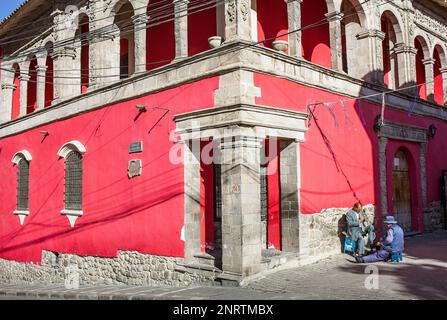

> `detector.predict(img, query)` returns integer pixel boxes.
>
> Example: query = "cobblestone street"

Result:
[1,231,446,300]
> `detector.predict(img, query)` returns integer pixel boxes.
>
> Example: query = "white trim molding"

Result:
[13,210,30,226]
[60,209,84,228]
[57,140,87,159]
[11,150,32,165]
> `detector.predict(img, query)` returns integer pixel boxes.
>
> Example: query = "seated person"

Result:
[356,215,404,263]
[346,202,376,257]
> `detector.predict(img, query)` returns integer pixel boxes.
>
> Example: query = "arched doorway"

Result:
[392,149,413,232]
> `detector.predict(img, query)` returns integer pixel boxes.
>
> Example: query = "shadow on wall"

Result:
[355,71,421,235]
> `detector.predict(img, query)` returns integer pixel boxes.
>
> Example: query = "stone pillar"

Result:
[422,58,435,102]
[214,70,261,107]
[35,53,48,111]
[174,0,189,60]
[224,0,252,42]
[440,67,447,106]
[132,13,149,74]
[279,139,300,252]
[0,83,16,123]
[420,141,431,232]
[325,11,344,71]
[18,73,30,117]
[378,136,388,235]
[357,29,385,84]
[51,9,80,101]
[87,0,121,89]
[219,131,262,278]
[394,43,417,90]
[285,0,303,58]
[183,139,202,263]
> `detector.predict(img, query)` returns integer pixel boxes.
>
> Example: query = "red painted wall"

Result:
[11,65,20,120]
[254,73,447,234]
[257,0,288,52]
[27,58,37,114]
[81,23,89,94]
[188,3,216,56]
[146,0,175,71]
[0,77,219,263]
[433,48,444,106]
[45,56,54,107]
[382,17,392,87]
[301,0,331,68]
[415,39,426,100]
[200,140,215,252]
[266,140,281,250]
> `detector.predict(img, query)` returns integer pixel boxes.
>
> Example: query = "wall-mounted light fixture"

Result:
[39,131,49,137]
[428,124,437,138]
[373,115,383,132]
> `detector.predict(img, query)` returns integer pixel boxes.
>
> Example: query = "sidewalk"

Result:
[1,231,447,300]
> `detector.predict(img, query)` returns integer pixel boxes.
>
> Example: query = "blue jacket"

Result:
[346,209,367,241]
[383,224,405,253]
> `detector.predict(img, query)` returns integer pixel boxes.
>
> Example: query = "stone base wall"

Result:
[428,201,445,231]
[299,205,376,263]
[0,250,217,287]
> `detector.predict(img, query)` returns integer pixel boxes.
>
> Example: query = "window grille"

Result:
[65,151,83,210]
[17,159,30,211]
[260,165,268,222]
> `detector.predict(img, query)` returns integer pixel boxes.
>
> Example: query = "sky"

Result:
[0,0,25,21]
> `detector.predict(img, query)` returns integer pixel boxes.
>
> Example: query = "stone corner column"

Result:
[356,29,386,84]
[182,139,203,265]
[279,139,301,253]
[218,131,263,278]
[214,69,261,107]
[173,0,189,61]
[325,11,344,72]
[224,0,252,43]
[284,0,303,58]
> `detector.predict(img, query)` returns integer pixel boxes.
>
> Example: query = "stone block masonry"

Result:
[0,250,217,287]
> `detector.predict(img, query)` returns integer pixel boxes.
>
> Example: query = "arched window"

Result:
[146,0,175,71]
[433,45,445,106]
[58,141,86,227]
[381,11,402,89]
[256,0,288,52]
[77,14,90,93]
[27,56,38,114]
[65,151,83,211]
[188,0,218,56]
[114,1,135,79]
[11,63,20,120]
[45,46,54,107]
[301,0,331,68]
[414,37,428,99]
[12,150,32,225]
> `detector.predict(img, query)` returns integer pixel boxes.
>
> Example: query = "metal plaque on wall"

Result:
[128,159,142,179]
[129,141,143,154]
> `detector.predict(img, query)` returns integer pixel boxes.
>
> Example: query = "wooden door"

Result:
[392,149,412,232]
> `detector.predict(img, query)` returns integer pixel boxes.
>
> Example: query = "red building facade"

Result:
[0,0,446,286]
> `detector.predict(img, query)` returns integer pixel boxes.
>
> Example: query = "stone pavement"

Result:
[0,231,446,300]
